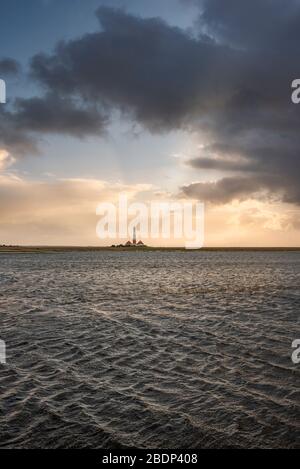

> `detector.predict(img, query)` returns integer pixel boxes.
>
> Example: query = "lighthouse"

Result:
[113,226,145,248]
[133,227,137,245]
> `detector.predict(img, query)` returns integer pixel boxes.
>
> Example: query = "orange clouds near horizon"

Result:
[0,171,299,247]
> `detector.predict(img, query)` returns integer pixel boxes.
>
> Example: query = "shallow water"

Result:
[0,251,299,448]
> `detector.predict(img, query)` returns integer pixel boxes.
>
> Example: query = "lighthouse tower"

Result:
[133,227,137,245]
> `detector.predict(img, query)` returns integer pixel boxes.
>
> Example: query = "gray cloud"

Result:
[186,141,300,205]
[195,0,300,51]
[30,6,229,131]
[181,177,266,204]
[0,58,20,76]
[188,156,252,172]
[180,172,298,205]
[183,0,300,205]
[13,94,107,137]
[0,94,107,154]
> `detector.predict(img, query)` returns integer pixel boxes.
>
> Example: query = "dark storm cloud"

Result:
[182,177,269,205]
[182,0,300,205]
[1,2,300,206]
[13,94,107,137]
[0,108,37,154]
[2,6,239,150]
[185,138,300,205]
[195,0,300,51]
[0,95,107,154]
[0,58,20,75]
[30,6,233,131]
[188,142,300,173]
[28,5,297,125]
[182,173,300,206]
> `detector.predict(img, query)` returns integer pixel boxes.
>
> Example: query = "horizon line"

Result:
[1,245,300,251]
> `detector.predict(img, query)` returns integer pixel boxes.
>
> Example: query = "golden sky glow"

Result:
[0,164,299,247]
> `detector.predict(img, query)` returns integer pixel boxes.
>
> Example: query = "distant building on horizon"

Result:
[113,228,146,248]
[133,227,137,245]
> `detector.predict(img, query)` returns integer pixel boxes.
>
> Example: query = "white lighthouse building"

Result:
[123,227,145,247]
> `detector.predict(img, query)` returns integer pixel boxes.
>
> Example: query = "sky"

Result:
[0,0,300,246]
